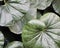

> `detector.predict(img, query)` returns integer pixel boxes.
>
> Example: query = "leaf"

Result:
[0,0,36,34]
[0,0,30,26]
[22,13,60,48]
[0,31,4,48]
[52,0,60,15]
[5,41,23,48]
[9,12,36,34]
[30,0,53,10]
[8,2,36,34]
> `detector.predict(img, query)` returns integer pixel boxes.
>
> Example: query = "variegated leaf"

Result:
[22,13,60,48]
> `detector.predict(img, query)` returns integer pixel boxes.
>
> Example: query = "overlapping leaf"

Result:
[8,6,37,34]
[52,0,60,15]
[30,0,53,10]
[22,13,60,48]
[0,0,37,34]
[0,0,30,26]
[0,31,4,48]
[5,41,23,48]
[9,12,36,34]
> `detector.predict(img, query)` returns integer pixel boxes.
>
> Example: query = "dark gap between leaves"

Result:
[0,26,22,47]
[0,1,5,5]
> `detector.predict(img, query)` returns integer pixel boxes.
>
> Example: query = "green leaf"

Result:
[30,0,53,10]
[52,0,60,15]
[0,0,30,26]
[22,13,60,48]
[5,41,23,48]
[0,31,4,48]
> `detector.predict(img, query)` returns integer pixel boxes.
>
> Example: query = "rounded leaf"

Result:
[52,0,60,15]
[22,13,60,48]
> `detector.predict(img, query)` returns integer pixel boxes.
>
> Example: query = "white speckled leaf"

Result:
[52,0,60,15]
[0,0,30,26]
[0,31,4,48]
[5,41,23,48]
[22,13,60,48]
[30,0,53,10]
